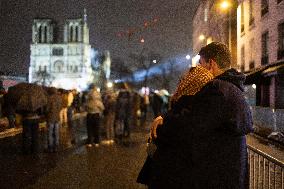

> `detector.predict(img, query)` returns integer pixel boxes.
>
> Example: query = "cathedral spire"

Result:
[84,8,87,24]
[83,8,89,44]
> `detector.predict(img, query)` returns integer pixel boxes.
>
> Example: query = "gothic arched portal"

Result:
[54,60,64,73]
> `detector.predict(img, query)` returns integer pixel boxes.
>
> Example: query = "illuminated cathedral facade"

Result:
[29,10,94,91]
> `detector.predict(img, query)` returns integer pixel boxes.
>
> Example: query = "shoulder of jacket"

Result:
[209,79,243,99]
[198,79,231,96]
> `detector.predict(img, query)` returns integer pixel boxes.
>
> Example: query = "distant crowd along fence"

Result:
[248,144,284,189]
[251,106,284,133]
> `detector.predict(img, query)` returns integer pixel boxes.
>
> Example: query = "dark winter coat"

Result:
[147,69,253,189]
[46,94,62,123]
[150,93,164,117]
[115,91,131,120]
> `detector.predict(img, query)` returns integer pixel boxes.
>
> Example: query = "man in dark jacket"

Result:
[148,42,253,189]
[150,92,163,117]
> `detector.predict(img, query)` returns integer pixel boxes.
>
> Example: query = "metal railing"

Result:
[248,144,284,189]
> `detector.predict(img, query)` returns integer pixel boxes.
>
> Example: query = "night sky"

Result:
[0,0,199,75]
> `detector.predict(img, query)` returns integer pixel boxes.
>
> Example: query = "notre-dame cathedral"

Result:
[29,10,96,91]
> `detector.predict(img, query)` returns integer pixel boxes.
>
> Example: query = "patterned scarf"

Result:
[171,66,214,103]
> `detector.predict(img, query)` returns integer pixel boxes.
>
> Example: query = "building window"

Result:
[44,65,47,71]
[241,46,245,72]
[38,26,42,43]
[52,48,63,56]
[70,26,73,42]
[44,26,47,43]
[241,3,245,33]
[249,38,255,69]
[249,61,255,69]
[261,32,269,65]
[278,22,284,60]
[204,8,208,22]
[39,65,42,72]
[249,0,255,26]
[75,26,79,42]
[74,66,78,72]
[261,0,269,16]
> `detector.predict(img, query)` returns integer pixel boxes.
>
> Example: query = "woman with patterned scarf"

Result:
[150,65,214,140]
[137,65,214,186]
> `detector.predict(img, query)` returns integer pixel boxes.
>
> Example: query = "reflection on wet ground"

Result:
[0,115,150,189]
[0,128,81,188]
[1,114,283,189]
[25,128,149,189]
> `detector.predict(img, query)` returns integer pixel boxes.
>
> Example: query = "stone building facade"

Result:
[29,11,94,91]
[192,0,237,67]
[238,0,284,108]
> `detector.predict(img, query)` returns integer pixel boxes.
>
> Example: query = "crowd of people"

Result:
[0,80,170,154]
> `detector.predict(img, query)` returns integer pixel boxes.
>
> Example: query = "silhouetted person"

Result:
[85,86,104,147]
[145,42,253,189]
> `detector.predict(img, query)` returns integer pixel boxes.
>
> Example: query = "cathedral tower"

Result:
[32,19,54,44]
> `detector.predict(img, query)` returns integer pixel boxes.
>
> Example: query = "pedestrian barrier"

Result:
[248,144,284,189]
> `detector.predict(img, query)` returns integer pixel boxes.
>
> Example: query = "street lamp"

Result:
[220,0,232,52]
[220,1,231,9]
[107,81,113,88]
[199,34,206,41]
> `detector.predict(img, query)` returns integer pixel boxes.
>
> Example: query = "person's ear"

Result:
[208,59,214,71]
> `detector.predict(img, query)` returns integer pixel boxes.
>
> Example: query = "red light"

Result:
[144,22,148,27]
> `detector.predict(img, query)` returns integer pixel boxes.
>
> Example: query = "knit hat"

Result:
[171,65,214,103]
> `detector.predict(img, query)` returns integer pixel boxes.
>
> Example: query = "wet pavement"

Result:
[25,132,148,189]
[0,113,283,189]
[0,114,150,189]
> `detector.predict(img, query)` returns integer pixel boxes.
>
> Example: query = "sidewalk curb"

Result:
[0,128,22,139]
[0,112,87,139]
[0,123,46,139]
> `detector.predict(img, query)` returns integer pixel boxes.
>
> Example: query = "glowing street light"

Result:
[107,81,113,88]
[186,55,191,60]
[219,0,232,51]
[152,59,157,64]
[220,1,231,10]
[199,34,205,41]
